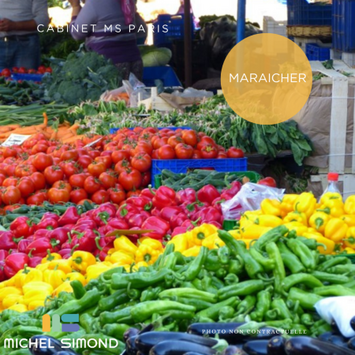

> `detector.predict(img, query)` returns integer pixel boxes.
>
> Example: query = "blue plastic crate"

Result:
[153,14,194,48]
[12,73,44,82]
[287,0,332,25]
[109,127,191,134]
[332,0,355,52]
[151,158,248,187]
[142,66,182,87]
[306,43,330,60]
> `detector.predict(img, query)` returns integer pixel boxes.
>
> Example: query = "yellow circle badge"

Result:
[221,33,312,125]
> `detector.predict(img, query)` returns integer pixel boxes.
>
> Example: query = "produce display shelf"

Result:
[151,158,248,187]
[12,73,44,82]
[305,43,330,61]
[109,127,191,134]
[154,170,261,189]
[142,66,182,87]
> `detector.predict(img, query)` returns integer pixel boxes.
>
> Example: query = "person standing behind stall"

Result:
[0,0,49,70]
[68,0,143,81]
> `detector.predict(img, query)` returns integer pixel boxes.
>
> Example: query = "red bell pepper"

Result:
[98,225,114,236]
[127,211,150,228]
[92,203,117,225]
[126,196,152,211]
[208,221,222,228]
[33,229,51,240]
[0,261,5,282]
[10,216,34,238]
[171,226,191,237]
[41,212,60,221]
[142,216,170,239]
[141,187,156,199]
[224,180,242,196]
[152,186,177,210]
[75,218,97,230]
[18,237,34,253]
[108,218,129,230]
[160,206,184,222]
[58,206,80,226]
[27,255,43,268]
[0,250,9,262]
[4,252,29,278]
[70,230,97,252]
[26,237,59,257]
[151,208,161,217]
[117,204,139,219]
[170,213,188,230]
[176,188,196,204]
[195,206,223,224]
[182,219,196,229]
[197,185,220,205]
[181,201,206,218]
[0,231,22,251]
[35,218,58,231]
[47,227,70,246]
[58,248,72,259]
[95,244,112,261]
[212,197,226,213]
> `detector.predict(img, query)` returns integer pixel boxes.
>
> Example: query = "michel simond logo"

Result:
[42,314,80,332]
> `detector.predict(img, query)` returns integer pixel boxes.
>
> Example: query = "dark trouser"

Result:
[0,33,40,70]
[115,59,144,81]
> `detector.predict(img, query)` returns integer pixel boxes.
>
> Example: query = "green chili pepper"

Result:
[169,297,214,311]
[214,267,227,279]
[250,286,273,322]
[219,306,235,321]
[343,279,355,288]
[218,246,230,264]
[282,273,323,293]
[266,242,285,295]
[218,230,266,280]
[271,298,292,320]
[288,287,323,310]
[205,249,221,271]
[253,225,289,251]
[235,295,257,317]
[140,286,164,302]
[159,288,217,303]
[196,297,239,321]
[111,269,171,289]
[300,313,314,327]
[265,309,279,320]
[192,278,203,289]
[327,264,355,274]
[311,271,350,284]
[218,280,267,300]
[8,350,31,355]
[286,239,316,271]
[211,276,225,289]
[98,290,129,312]
[79,313,97,334]
[181,246,208,281]
[102,324,130,341]
[228,259,244,275]
[249,247,275,272]
[162,253,178,270]
[201,275,218,294]
[71,279,86,300]
[224,273,239,285]
[290,324,309,336]
[317,256,351,272]
[100,306,134,325]
[99,267,125,284]
[277,241,306,274]
[130,300,195,322]
[313,285,355,297]
[156,243,175,270]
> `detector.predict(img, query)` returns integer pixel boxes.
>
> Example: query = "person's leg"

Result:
[0,41,16,69]
[115,62,130,81]
[13,35,41,70]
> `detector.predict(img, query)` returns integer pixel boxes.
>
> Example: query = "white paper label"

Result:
[84,137,102,148]
[1,134,31,147]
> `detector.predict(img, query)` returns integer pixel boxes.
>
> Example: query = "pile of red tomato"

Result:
[0,66,52,78]
[0,127,245,207]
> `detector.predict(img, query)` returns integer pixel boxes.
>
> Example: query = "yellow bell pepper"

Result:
[303,232,335,255]
[324,218,348,243]
[256,215,283,227]
[202,233,225,249]
[229,230,241,239]
[294,192,317,218]
[71,251,96,273]
[318,195,344,217]
[113,236,138,255]
[23,289,49,306]
[41,251,61,263]
[308,211,330,233]
[341,215,355,227]
[344,195,355,215]
[65,272,86,285]
[2,295,24,309]
[28,299,46,311]
[284,211,308,226]
[85,264,112,282]
[168,233,188,252]
[135,243,160,265]
[188,224,218,246]
[260,198,282,217]
[283,222,308,236]
[47,259,72,274]
[344,226,355,249]
[43,269,66,289]
[23,282,53,295]
[140,238,163,251]
[53,281,73,296]
[240,212,261,228]
[8,303,27,312]
[132,261,149,271]
[280,194,299,215]
[343,247,355,254]
[108,251,134,265]
[13,267,43,288]
[0,287,22,301]
[240,225,272,239]
[182,246,201,257]
[320,192,343,205]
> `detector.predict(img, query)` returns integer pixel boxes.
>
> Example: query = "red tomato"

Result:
[84,176,102,194]
[133,141,153,156]
[3,177,19,187]
[200,144,218,159]
[131,153,152,173]
[1,69,11,77]
[27,191,48,205]
[217,152,228,159]
[91,190,110,204]
[182,130,198,147]
[87,161,106,177]
[69,174,87,189]
[227,147,244,158]
[257,177,277,188]
[44,165,64,185]
[32,153,53,171]
[17,177,35,198]
[111,150,131,164]
[95,155,112,170]
[45,67,52,73]
[114,160,131,174]
[157,145,175,160]
[167,135,184,148]
[99,172,117,189]
[197,136,216,150]
[12,67,18,74]
[61,150,78,161]
[175,143,194,159]
[70,188,88,204]
[1,186,21,205]
[152,137,169,150]
[192,150,203,159]
[118,168,142,191]
[31,172,46,190]
[141,171,151,187]
[77,155,93,169]
[52,180,72,193]
[108,187,126,204]
[48,187,70,204]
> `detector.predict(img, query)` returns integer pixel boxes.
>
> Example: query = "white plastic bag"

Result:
[315,297,355,338]
[221,182,285,220]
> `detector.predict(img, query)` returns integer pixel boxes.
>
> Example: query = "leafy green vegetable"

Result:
[139,46,172,67]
